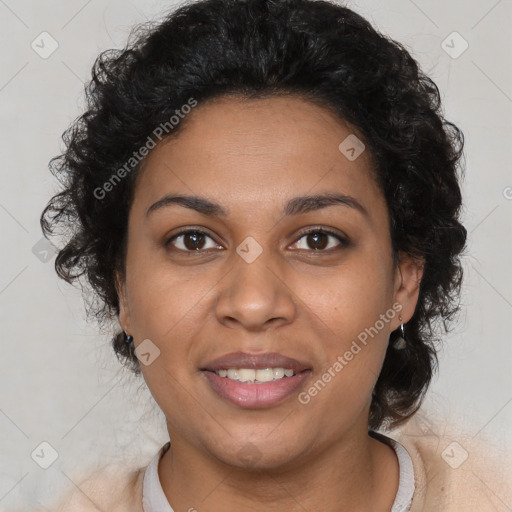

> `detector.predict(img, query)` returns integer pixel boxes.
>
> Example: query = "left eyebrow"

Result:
[145,192,368,219]
[283,192,369,218]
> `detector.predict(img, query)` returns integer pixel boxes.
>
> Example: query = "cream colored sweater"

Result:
[30,414,511,511]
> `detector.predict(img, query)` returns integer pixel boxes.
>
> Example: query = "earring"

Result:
[395,315,407,349]
[123,331,134,346]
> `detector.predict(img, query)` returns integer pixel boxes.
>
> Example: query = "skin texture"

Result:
[117,95,424,511]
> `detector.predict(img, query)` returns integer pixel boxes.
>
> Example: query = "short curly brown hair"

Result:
[40,0,467,431]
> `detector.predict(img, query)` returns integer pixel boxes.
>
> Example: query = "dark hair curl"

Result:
[40,0,467,431]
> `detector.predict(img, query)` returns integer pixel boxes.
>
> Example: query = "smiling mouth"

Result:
[201,368,312,408]
[207,367,301,383]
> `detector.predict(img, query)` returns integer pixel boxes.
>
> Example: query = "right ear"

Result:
[115,270,132,333]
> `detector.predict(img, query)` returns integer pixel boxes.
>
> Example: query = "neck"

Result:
[158,423,399,512]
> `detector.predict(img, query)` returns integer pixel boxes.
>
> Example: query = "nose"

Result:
[214,248,297,332]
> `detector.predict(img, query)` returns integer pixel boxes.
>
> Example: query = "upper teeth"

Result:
[216,368,296,382]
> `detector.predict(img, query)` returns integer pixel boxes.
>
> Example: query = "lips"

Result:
[200,351,312,372]
[199,351,313,408]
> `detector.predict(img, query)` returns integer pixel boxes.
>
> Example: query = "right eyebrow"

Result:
[146,194,227,218]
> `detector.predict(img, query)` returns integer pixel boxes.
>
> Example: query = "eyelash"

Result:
[164,227,350,254]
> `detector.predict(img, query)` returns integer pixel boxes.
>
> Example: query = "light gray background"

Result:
[1,0,511,509]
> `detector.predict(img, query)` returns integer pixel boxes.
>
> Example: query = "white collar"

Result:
[371,430,415,512]
[142,433,414,512]
[142,441,173,512]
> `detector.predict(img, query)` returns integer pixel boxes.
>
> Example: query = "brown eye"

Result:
[293,229,349,252]
[165,230,220,252]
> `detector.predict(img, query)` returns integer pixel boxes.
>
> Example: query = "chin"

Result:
[207,436,306,472]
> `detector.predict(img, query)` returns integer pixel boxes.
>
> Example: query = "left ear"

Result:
[392,251,425,329]
[115,269,132,335]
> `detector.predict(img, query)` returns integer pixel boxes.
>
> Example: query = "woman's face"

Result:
[118,95,423,469]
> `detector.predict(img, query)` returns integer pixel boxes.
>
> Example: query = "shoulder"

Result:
[388,413,512,512]
[36,461,146,512]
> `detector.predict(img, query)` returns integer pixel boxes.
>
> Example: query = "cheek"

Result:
[129,266,209,414]
[295,254,394,343]
[291,253,394,401]
[125,242,210,338]
[295,273,393,430]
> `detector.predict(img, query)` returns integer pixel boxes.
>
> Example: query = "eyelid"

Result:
[291,226,350,250]
[164,227,222,251]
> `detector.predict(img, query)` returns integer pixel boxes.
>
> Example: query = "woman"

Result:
[37,0,510,510]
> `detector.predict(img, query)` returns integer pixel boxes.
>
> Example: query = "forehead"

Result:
[132,95,386,222]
